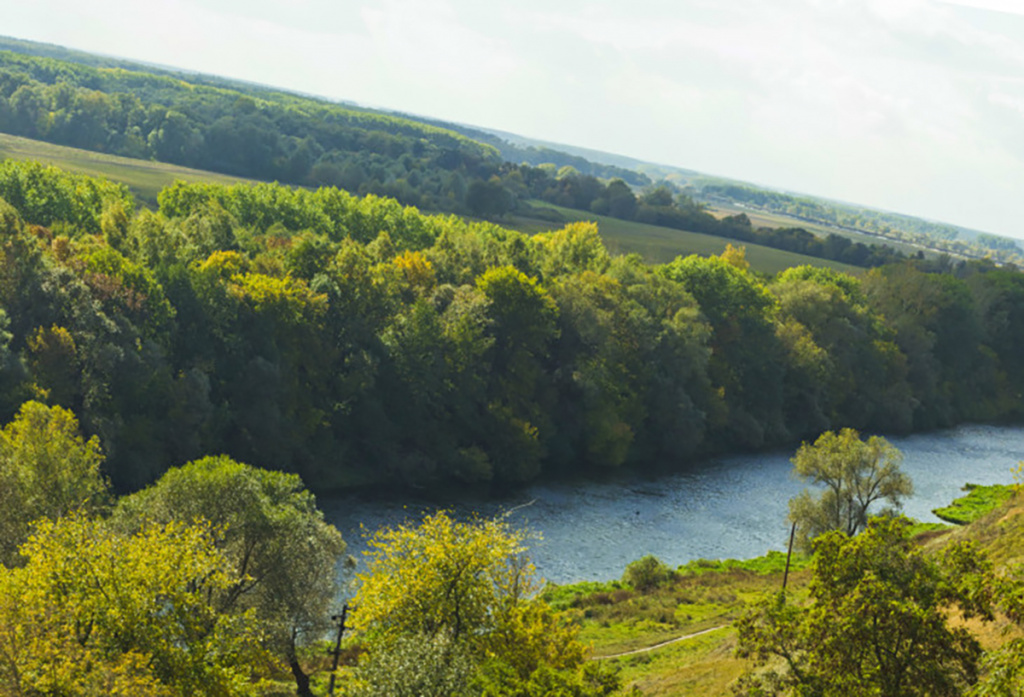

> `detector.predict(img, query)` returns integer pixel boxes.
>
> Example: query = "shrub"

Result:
[622,555,675,592]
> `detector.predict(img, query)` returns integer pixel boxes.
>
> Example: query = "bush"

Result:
[622,555,675,592]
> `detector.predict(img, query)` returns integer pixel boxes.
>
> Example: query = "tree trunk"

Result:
[288,630,313,697]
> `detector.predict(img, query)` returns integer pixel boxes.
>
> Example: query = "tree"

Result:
[788,428,912,550]
[351,511,614,694]
[0,400,108,566]
[0,515,269,696]
[735,517,988,696]
[112,455,346,696]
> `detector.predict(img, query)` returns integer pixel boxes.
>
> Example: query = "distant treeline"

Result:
[0,160,1021,495]
[696,180,1024,263]
[0,47,916,270]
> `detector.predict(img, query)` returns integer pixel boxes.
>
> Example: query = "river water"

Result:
[321,424,1024,586]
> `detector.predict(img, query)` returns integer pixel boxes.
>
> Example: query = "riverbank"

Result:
[545,482,1021,695]
[326,423,1024,585]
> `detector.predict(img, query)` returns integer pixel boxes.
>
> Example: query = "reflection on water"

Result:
[321,424,1024,585]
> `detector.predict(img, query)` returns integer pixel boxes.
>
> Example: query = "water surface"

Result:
[322,424,1024,585]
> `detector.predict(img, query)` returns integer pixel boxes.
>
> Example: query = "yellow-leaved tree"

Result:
[348,511,617,697]
[0,400,109,566]
[0,515,271,696]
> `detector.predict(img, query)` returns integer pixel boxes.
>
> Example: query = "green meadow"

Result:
[0,132,254,206]
[510,201,864,275]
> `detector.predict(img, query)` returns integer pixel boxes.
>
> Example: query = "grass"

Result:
[0,132,255,206]
[707,202,940,258]
[676,550,812,577]
[933,484,1018,525]
[540,486,1024,696]
[508,201,865,276]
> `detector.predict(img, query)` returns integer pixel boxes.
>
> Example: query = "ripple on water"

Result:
[325,424,1024,586]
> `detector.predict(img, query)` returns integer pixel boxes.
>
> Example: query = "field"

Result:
[707,201,936,258]
[509,201,864,276]
[0,132,254,205]
[0,133,863,276]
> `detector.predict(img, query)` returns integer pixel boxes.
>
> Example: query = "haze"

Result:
[8,0,1024,238]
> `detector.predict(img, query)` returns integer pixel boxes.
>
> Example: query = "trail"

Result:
[591,625,729,660]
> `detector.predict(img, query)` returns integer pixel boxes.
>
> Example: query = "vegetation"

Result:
[934,484,1019,526]
[0,514,273,696]
[0,161,1021,495]
[787,428,913,550]
[348,510,619,696]
[0,43,926,270]
[512,201,864,274]
[734,518,989,696]
[695,179,1024,264]
[0,400,108,565]
[0,131,254,204]
[112,456,347,696]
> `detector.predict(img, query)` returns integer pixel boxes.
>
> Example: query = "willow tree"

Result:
[788,428,912,550]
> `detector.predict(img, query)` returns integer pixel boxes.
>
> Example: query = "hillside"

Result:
[550,486,1024,696]
[0,160,1020,498]
[0,36,1005,272]
[509,201,863,275]
[0,132,254,204]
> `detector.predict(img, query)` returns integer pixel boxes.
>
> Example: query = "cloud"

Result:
[938,0,1024,17]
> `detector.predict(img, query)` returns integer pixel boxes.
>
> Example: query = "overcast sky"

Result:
[7,0,1024,238]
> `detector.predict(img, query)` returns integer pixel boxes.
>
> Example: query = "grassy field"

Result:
[934,483,1019,525]
[509,202,863,276]
[543,554,813,695]
[707,201,935,258]
[0,133,254,206]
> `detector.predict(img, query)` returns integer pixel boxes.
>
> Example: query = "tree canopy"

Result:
[735,517,989,696]
[350,510,616,696]
[788,428,912,550]
[112,455,346,696]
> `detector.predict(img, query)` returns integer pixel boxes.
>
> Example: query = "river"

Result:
[321,424,1024,586]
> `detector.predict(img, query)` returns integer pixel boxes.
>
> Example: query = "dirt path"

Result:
[592,625,729,660]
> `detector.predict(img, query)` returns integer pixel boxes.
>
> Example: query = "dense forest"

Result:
[0,45,924,270]
[0,159,1022,495]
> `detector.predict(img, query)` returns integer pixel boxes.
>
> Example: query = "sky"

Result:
[6,0,1024,239]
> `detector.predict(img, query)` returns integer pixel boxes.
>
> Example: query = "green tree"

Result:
[735,518,988,696]
[788,428,912,550]
[0,400,108,565]
[112,455,346,696]
[351,511,611,693]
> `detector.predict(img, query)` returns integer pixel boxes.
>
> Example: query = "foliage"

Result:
[112,455,346,696]
[344,631,475,697]
[0,159,134,233]
[934,484,1018,525]
[0,44,919,270]
[623,554,676,591]
[0,514,271,696]
[0,162,1020,494]
[0,400,108,565]
[352,511,608,692]
[788,428,912,550]
[973,560,1024,697]
[734,517,989,696]
[676,551,813,577]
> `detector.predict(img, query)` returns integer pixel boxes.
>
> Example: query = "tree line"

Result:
[0,47,916,270]
[0,159,1023,497]
[697,179,1024,264]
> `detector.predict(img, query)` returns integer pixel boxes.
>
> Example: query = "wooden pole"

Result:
[327,604,350,697]
[782,522,796,590]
